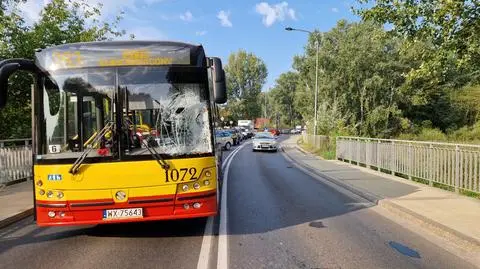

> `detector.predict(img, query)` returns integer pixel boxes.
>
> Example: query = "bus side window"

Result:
[44,77,60,116]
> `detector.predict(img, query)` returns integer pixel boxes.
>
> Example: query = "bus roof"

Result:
[35,40,207,71]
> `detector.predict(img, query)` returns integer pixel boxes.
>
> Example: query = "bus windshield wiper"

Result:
[124,119,170,170]
[69,121,114,174]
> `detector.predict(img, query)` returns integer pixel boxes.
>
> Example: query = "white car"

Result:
[215,131,234,150]
[252,132,278,152]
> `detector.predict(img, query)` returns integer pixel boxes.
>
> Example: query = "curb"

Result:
[0,208,34,229]
[378,199,480,247]
[282,145,381,204]
[280,145,480,248]
[295,145,310,155]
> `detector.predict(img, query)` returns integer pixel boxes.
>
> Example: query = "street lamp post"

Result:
[285,27,320,137]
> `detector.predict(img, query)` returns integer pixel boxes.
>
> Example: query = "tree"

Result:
[357,0,480,84]
[224,50,268,121]
[293,20,411,137]
[268,72,301,128]
[0,0,126,139]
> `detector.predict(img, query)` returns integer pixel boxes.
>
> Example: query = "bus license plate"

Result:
[103,208,143,220]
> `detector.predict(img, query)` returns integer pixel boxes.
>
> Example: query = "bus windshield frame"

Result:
[35,65,214,164]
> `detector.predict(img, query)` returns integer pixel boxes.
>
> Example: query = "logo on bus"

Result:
[47,174,62,181]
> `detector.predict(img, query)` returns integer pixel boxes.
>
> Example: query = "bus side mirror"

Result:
[0,59,36,109]
[210,57,227,104]
[0,63,21,108]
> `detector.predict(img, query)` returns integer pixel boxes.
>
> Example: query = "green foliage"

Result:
[278,15,480,143]
[224,50,268,122]
[292,21,410,137]
[268,72,302,128]
[0,0,126,139]
[398,128,448,142]
[357,0,480,82]
[450,122,480,143]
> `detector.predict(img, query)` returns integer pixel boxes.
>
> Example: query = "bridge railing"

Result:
[336,136,480,194]
[302,133,330,150]
[0,139,32,185]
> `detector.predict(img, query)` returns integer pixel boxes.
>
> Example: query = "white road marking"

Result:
[196,216,214,269]
[222,142,249,170]
[196,142,248,269]
[217,142,248,269]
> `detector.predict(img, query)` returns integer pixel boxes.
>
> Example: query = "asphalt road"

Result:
[0,137,476,269]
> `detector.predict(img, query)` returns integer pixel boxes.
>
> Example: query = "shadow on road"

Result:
[224,135,414,235]
[0,216,207,254]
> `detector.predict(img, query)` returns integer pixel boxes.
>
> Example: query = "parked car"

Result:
[215,131,233,150]
[224,129,241,145]
[252,132,278,152]
[234,127,245,141]
[240,128,253,139]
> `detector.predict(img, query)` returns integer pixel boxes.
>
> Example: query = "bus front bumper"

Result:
[35,190,217,226]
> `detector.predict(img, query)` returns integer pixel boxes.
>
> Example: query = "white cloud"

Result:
[217,10,232,27]
[123,26,167,40]
[16,0,144,24]
[195,30,207,36]
[179,10,193,22]
[331,7,339,13]
[255,1,296,27]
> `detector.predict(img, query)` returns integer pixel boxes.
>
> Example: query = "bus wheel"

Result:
[224,142,231,151]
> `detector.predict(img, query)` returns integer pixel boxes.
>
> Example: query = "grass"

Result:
[460,189,480,199]
[297,138,337,160]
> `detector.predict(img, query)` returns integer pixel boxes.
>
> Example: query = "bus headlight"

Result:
[205,171,212,177]
[36,180,43,187]
[47,191,53,198]
[193,202,201,209]
[193,183,200,190]
[204,180,210,186]
[182,185,189,192]
[38,189,45,195]
[48,211,56,218]
[57,191,64,199]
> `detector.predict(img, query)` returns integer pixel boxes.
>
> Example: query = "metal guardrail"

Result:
[0,139,32,184]
[336,136,480,194]
[302,133,330,150]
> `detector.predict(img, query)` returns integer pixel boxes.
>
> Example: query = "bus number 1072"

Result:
[165,168,198,182]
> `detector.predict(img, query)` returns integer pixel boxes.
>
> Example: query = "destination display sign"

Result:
[36,43,191,71]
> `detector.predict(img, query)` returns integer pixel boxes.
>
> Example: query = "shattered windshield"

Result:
[38,66,212,160]
[119,66,212,156]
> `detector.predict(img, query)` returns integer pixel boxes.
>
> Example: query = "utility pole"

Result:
[285,27,321,136]
[264,90,268,119]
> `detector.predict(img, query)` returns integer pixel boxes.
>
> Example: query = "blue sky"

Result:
[20,0,360,90]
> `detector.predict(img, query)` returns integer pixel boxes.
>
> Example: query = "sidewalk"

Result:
[0,180,33,228]
[281,136,480,247]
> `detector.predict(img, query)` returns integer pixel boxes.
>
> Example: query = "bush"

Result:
[450,122,480,143]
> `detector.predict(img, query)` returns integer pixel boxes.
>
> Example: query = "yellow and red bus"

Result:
[0,41,227,226]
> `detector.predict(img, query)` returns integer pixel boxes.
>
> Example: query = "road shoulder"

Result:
[280,138,480,250]
[0,181,34,229]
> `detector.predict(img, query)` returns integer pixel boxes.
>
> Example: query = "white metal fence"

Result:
[302,133,330,150]
[336,136,480,194]
[0,139,32,184]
